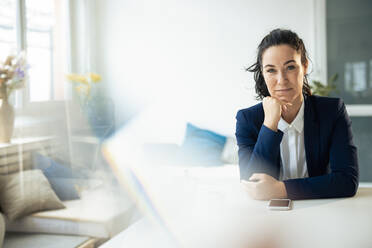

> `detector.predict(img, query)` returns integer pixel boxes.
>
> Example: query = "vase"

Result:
[0,98,15,143]
[83,96,115,139]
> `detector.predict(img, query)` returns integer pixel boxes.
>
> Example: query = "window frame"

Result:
[12,0,72,110]
[15,0,26,107]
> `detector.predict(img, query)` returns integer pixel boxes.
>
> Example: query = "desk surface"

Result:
[100,164,372,248]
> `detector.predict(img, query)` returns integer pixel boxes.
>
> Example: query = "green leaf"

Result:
[310,73,339,96]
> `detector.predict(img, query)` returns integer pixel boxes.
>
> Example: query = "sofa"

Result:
[2,185,137,248]
[0,215,4,247]
[0,137,138,248]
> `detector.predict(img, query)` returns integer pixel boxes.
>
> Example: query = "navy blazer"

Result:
[235,95,359,200]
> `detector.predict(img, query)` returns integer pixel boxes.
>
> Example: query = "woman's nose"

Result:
[277,70,287,84]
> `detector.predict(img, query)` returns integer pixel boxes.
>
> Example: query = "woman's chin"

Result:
[276,95,293,103]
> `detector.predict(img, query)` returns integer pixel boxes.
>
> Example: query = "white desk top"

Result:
[100,164,372,248]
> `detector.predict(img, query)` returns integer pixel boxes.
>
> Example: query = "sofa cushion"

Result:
[32,153,80,201]
[220,136,239,164]
[179,123,227,166]
[0,170,65,220]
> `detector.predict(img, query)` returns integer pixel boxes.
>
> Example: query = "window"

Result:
[325,0,372,181]
[327,0,372,104]
[0,0,69,104]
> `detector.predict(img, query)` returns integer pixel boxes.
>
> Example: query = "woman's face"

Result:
[261,44,307,104]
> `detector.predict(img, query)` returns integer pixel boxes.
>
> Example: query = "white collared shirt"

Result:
[278,100,308,181]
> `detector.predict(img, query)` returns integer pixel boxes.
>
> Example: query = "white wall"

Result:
[94,0,318,136]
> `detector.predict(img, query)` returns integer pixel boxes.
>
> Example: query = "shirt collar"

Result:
[277,100,304,133]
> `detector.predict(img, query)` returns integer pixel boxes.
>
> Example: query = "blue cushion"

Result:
[179,123,227,166]
[32,153,80,201]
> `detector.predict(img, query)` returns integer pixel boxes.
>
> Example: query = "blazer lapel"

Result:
[304,96,320,177]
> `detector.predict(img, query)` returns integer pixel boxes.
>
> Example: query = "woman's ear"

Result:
[303,59,309,75]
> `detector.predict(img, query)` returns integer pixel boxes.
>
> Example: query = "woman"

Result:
[236,29,358,200]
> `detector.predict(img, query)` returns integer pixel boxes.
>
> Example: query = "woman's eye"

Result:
[287,65,296,70]
[266,69,276,73]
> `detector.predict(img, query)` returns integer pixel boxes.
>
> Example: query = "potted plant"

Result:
[67,73,114,139]
[310,74,338,97]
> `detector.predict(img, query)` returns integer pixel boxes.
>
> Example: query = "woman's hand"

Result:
[241,173,287,200]
[262,97,291,131]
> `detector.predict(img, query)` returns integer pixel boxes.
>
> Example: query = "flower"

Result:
[88,73,101,83]
[66,72,102,103]
[0,51,28,98]
[67,74,89,85]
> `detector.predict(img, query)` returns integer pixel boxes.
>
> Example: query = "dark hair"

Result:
[247,29,312,100]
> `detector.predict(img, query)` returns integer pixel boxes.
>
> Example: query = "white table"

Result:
[100,163,372,248]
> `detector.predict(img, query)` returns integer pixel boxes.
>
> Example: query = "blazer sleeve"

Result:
[283,100,359,200]
[235,109,283,180]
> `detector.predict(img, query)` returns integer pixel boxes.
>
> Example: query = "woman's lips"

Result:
[275,88,292,94]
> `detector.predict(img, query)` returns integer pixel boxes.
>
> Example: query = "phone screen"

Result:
[269,199,290,207]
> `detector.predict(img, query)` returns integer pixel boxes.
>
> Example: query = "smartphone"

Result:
[240,179,260,184]
[247,179,260,182]
[267,199,292,210]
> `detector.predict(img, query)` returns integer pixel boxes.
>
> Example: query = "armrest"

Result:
[0,213,5,248]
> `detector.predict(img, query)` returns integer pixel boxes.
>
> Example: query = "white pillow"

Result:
[221,137,239,164]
